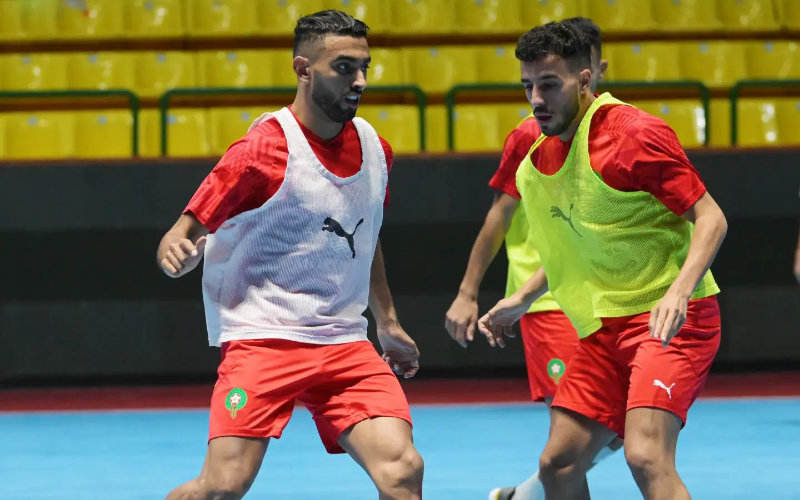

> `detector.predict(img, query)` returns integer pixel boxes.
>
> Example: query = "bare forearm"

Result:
[458,195,518,298]
[510,267,549,309]
[369,240,399,328]
[672,208,727,298]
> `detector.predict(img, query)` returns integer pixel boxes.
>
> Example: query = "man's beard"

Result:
[540,95,580,137]
[311,79,357,123]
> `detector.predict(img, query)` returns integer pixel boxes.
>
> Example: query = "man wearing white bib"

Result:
[157,10,423,500]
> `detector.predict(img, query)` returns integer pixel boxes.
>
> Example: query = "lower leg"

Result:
[538,408,617,500]
[624,408,689,500]
[165,437,268,500]
[340,417,423,500]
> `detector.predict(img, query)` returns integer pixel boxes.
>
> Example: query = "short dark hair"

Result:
[293,10,369,56]
[561,17,602,58]
[515,21,592,71]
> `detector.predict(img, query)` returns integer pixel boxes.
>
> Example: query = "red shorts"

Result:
[208,339,412,454]
[552,296,721,438]
[520,311,580,401]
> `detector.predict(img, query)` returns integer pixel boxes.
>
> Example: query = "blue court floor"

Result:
[1,398,798,499]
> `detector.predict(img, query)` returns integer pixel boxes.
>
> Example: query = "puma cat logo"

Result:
[550,203,582,237]
[653,379,676,399]
[322,217,364,259]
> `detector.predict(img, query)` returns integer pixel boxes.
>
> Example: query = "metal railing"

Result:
[729,79,800,145]
[445,80,711,150]
[0,89,140,156]
[159,85,427,156]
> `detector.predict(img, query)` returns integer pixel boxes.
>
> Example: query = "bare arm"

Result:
[649,191,728,345]
[477,267,549,348]
[445,193,520,347]
[157,213,210,278]
[369,239,419,378]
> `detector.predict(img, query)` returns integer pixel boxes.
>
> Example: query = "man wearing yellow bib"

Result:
[445,18,621,500]
[478,22,727,500]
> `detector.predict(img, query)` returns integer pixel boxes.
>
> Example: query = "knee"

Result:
[624,441,671,480]
[374,447,424,493]
[538,447,578,483]
[199,472,253,500]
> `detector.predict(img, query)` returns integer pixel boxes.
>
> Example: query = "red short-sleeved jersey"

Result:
[488,117,541,199]
[499,104,707,215]
[185,108,394,233]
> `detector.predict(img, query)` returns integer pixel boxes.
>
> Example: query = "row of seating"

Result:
[1,41,798,97]
[0,0,797,40]
[0,99,796,160]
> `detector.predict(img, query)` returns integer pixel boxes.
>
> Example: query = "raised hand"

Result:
[159,236,207,278]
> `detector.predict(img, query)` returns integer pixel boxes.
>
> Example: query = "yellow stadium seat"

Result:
[0,53,68,90]
[452,105,502,152]
[651,0,722,31]
[746,41,800,79]
[367,48,406,86]
[3,112,74,159]
[475,45,520,84]
[73,111,134,158]
[774,98,800,146]
[633,100,706,148]
[208,107,264,154]
[164,109,212,157]
[15,0,59,39]
[125,0,185,37]
[424,105,448,153]
[584,0,656,32]
[735,98,779,146]
[716,0,778,30]
[67,52,135,90]
[196,51,272,88]
[709,99,731,147]
[56,0,124,38]
[455,0,523,34]
[0,115,6,157]
[679,42,750,88]
[607,43,682,82]
[265,50,301,88]
[134,52,197,98]
[137,110,160,157]
[185,0,259,37]
[358,105,422,154]
[775,0,800,29]
[496,104,534,140]
[402,47,477,93]
[257,0,324,34]
[521,0,582,26]
[139,109,213,157]
[323,0,390,32]
[0,0,26,40]
[387,0,455,34]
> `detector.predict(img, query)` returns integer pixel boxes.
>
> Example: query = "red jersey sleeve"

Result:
[591,106,707,216]
[184,118,287,233]
[379,135,393,206]
[488,118,541,199]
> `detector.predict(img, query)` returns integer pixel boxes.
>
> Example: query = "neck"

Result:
[557,92,596,142]
[291,90,344,140]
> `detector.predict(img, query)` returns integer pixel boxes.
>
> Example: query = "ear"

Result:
[293,56,310,82]
[579,68,592,92]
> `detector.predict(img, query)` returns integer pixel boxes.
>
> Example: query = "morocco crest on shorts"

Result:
[225,388,248,419]
[547,358,566,384]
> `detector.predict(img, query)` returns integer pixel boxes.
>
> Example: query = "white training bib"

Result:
[201,107,388,347]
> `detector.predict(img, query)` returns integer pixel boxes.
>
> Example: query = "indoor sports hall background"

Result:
[0,1,799,498]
